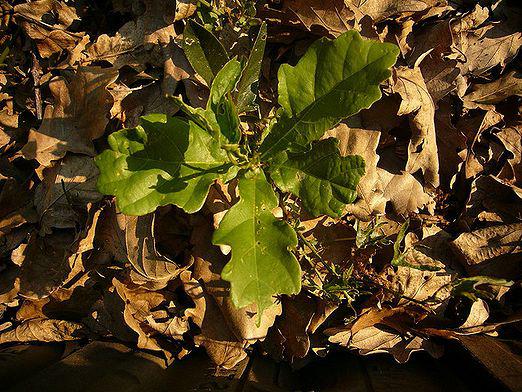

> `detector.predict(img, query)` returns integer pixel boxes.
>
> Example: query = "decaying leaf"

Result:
[22,67,118,166]
[450,223,522,279]
[0,318,86,344]
[393,66,439,189]
[326,307,443,363]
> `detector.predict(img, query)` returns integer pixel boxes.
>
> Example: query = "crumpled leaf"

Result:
[13,0,84,58]
[270,138,365,217]
[266,0,356,36]
[346,0,450,23]
[460,22,522,77]
[123,213,184,286]
[95,114,238,216]
[0,318,86,344]
[111,277,180,363]
[22,66,118,167]
[450,223,522,279]
[326,307,443,363]
[213,170,301,316]
[379,170,434,214]
[34,155,102,234]
[496,124,522,185]
[382,227,458,313]
[463,71,522,110]
[260,30,399,158]
[180,270,248,369]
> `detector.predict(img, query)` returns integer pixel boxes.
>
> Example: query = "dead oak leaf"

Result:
[460,23,522,77]
[0,318,86,344]
[326,307,443,363]
[379,170,433,215]
[346,0,449,23]
[496,124,522,184]
[450,223,522,279]
[34,154,102,234]
[463,71,522,110]
[393,66,439,189]
[181,270,248,369]
[13,0,84,58]
[22,66,118,167]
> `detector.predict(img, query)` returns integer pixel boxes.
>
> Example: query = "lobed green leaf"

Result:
[269,138,365,217]
[212,170,301,316]
[95,114,237,216]
[260,30,399,159]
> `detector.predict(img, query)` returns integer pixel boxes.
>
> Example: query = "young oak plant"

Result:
[95,23,399,317]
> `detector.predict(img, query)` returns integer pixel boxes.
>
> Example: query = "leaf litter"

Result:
[0,0,521,371]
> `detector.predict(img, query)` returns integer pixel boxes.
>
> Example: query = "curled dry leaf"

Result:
[461,175,522,227]
[0,318,86,344]
[22,66,118,167]
[381,227,458,313]
[112,277,181,363]
[181,270,248,369]
[450,223,522,279]
[326,307,443,364]
[496,124,522,184]
[13,0,84,58]
[463,71,522,110]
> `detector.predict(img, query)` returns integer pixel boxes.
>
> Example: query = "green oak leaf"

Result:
[260,30,399,158]
[95,114,237,216]
[213,170,301,316]
[269,138,365,217]
[182,20,229,86]
[235,22,267,114]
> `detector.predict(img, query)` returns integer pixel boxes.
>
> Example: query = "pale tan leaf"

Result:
[22,67,118,166]
[463,71,522,110]
[393,66,439,189]
[0,318,85,344]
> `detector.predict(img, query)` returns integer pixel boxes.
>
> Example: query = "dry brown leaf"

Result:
[123,213,184,287]
[0,318,86,344]
[463,71,522,110]
[0,265,20,305]
[276,0,356,36]
[461,175,522,227]
[450,223,522,279]
[34,155,102,234]
[460,24,522,77]
[326,307,443,363]
[458,299,490,333]
[14,232,76,300]
[13,0,84,58]
[175,1,197,21]
[112,277,180,362]
[379,170,433,215]
[434,99,467,189]
[381,227,458,313]
[496,124,522,184]
[181,270,248,369]
[22,66,118,167]
[393,66,439,189]
[346,0,449,23]
[0,178,37,237]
